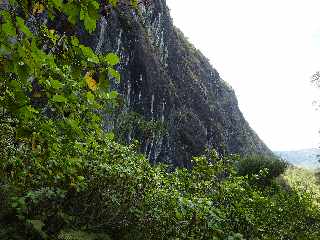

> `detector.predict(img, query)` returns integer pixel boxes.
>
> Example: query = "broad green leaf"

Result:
[71,36,79,47]
[80,4,99,33]
[52,94,67,102]
[91,0,100,9]
[83,15,97,33]
[63,3,79,25]
[79,8,86,21]
[51,80,63,89]
[109,90,118,99]
[86,91,95,103]
[98,72,110,90]
[105,53,120,66]
[108,67,120,83]
[79,45,99,64]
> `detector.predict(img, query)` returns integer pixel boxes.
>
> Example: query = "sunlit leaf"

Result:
[83,15,97,34]
[33,2,45,15]
[80,45,99,63]
[109,90,118,99]
[108,67,120,83]
[106,132,115,140]
[131,0,138,7]
[71,36,79,47]
[84,71,97,91]
[86,91,95,103]
[107,0,118,7]
[51,80,63,90]
[52,94,67,102]
[105,53,120,66]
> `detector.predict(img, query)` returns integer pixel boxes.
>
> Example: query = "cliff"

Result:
[63,0,272,166]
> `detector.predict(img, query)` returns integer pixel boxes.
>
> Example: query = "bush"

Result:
[236,155,288,185]
[218,175,320,239]
[0,140,237,239]
[2,146,320,239]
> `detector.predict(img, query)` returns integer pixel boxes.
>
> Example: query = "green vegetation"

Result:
[1,1,320,239]
[283,167,320,207]
[236,155,288,185]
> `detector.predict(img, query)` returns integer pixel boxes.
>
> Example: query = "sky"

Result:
[166,0,320,151]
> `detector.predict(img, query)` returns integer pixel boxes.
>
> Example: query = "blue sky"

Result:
[166,0,320,151]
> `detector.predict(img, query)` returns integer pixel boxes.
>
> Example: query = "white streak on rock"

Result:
[148,134,155,160]
[127,81,131,109]
[154,136,163,162]
[125,56,130,66]
[161,100,165,123]
[116,30,123,54]
[138,91,142,101]
[95,16,108,55]
[151,94,155,118]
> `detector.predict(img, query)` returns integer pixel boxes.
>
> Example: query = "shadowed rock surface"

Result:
[60,0,273,167]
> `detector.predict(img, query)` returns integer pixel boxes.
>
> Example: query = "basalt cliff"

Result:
[58,0,272,167]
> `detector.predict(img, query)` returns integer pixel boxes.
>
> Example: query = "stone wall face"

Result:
[79,0,272,166]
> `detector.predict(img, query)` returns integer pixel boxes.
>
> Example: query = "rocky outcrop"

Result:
[80,0,272,167]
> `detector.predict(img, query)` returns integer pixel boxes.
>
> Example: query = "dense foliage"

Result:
[1,1,320,239]
[283,167,320,207]
[236,155,288,185]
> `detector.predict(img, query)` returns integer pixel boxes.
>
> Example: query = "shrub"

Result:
[236,155,288,185]
[0,141,236,239]
[2,146,320,239]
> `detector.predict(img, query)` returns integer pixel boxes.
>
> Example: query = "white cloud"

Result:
[166,0,320,151]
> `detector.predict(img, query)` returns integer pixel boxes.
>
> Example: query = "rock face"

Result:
[83,0,272,167]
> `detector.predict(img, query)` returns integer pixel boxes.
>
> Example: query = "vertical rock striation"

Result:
[84,0,272,166]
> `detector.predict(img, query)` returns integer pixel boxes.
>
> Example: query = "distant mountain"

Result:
[275,149,320,169]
